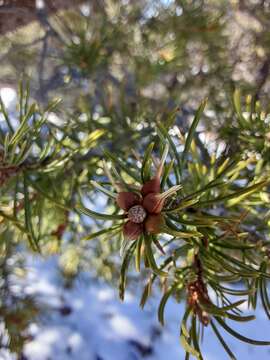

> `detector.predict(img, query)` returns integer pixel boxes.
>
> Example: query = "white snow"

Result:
[1,252,270,360]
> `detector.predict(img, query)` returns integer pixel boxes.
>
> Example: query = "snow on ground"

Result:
[1,254,270,360]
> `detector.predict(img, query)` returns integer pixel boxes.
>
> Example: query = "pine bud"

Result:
[144,213,165,234]
[123,221,143,240]
[143,193,165,214]
[141,177,160,197]
[116,192,141,211]
[143,185,182,214]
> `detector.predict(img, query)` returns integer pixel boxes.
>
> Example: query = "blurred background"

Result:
[0,1,270,359]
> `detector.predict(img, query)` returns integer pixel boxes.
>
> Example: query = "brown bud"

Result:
[143,193,164,214]
[123,221,143,240]
[141,177,160,197]
[116,192,141,211]
[143,185,182,214]
[144,213,165,234]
